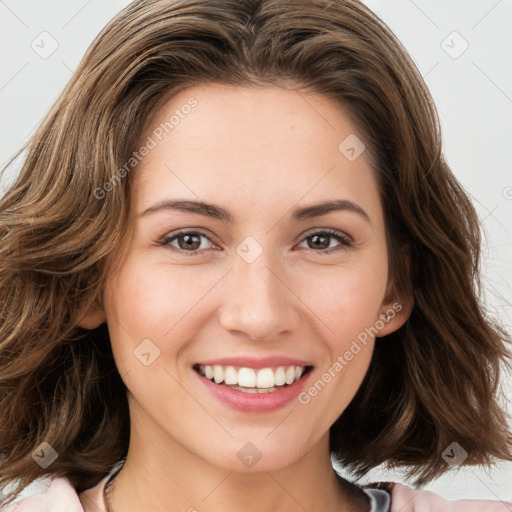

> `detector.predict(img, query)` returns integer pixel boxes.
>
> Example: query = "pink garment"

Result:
[1,475,510,511]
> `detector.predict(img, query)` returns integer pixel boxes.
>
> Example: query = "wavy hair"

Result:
[1,0,511,504]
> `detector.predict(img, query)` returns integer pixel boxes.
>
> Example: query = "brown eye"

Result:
[176,233,202,250]
[307,233,331,250]
[298,230,352,253]
[160,231,213,255]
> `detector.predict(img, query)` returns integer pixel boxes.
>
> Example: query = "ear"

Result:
[76,300,107,330]
[374,285,414,338]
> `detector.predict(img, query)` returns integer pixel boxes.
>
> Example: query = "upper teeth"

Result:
[197,364,306,388]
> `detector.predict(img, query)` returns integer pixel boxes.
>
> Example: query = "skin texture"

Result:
[79,83,412,512]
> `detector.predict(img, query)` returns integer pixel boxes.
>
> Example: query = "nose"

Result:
[218,251,300,342]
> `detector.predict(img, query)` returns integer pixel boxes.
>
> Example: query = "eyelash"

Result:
[158,229,353,257]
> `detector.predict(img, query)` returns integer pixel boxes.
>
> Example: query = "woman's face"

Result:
[95,83,409,472]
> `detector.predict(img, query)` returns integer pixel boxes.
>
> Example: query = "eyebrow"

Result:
[140,198,370,223]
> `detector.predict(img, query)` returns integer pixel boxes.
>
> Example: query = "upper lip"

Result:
[195,356,314,369]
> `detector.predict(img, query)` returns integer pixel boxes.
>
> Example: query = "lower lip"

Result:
[195,369,313,412]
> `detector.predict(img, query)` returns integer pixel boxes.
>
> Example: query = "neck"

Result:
[103,401,368,512]
[107,447,366,511]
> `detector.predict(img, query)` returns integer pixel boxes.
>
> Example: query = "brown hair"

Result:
[1,0,511,504]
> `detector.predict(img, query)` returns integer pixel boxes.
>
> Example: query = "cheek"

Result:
[296,259,388,339]
[103,260,219,365]
[295,266,383,420]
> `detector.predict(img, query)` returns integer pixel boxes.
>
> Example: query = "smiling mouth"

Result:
[193,363,314,394]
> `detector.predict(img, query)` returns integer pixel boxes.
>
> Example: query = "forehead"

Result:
[132,83,380,219]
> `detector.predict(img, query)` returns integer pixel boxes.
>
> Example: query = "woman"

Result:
[1,1,511,510]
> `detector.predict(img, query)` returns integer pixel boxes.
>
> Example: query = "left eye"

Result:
[297,230,352,252]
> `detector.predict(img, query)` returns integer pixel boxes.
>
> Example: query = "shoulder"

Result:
[375,481,511,511]
[0,477,84,512]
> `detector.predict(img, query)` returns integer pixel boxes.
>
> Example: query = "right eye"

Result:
[159,230,216,256]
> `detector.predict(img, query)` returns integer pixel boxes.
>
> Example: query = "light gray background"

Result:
[1,0,511,503]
